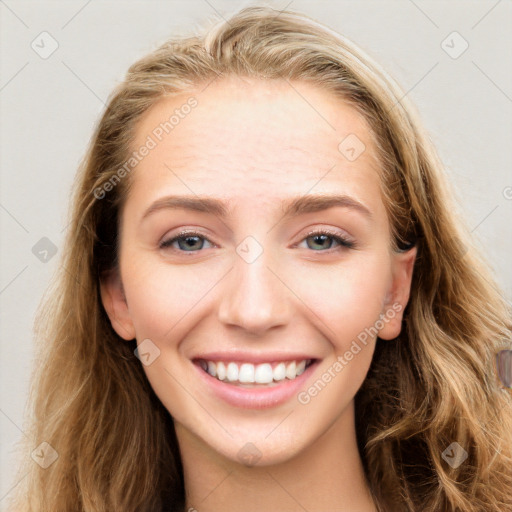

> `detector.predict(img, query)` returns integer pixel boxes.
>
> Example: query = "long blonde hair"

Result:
[9,6,512,512]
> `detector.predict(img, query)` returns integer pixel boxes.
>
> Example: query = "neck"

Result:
[175,401,378,512]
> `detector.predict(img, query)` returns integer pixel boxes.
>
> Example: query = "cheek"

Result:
[123,249,391,351]
[124,261,212,341]
[292,255,391,346]
[291,259,389,417]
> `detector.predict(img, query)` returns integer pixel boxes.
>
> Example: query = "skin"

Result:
[101,76,416,512]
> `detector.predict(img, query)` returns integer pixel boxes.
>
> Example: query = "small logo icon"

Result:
[31,441,59,469]
[237,442,262,466]
[134,338,161,366]
[32,237,58,263]
[31,31,59,60]
[236,236,263,264]
[338,134,366,162]
[496,350,512,389]
[441,31,469,59]
[442,442,468,468]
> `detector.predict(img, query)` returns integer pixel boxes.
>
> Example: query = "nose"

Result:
[217,247,292,336]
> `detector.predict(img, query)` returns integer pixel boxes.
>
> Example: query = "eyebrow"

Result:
[141,193,373,222]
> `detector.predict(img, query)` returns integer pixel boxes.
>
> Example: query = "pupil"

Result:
[311,234,329,249]
[183,236,201,250]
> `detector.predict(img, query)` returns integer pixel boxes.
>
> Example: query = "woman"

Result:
[9,6,512,512]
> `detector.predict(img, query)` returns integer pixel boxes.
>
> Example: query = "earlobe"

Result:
[378,246,417,341]
[99,269,136,341]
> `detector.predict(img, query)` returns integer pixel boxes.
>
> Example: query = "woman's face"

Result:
[101,76,416,466]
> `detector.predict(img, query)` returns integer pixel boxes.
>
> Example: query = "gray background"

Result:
[1,0,511,506]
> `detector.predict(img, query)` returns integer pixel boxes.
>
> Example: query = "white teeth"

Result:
[198,359,312,384]
[207,361,216,377]
[254,363,273,384]
[226,362,239,382]
[273,362,286,381]
[216,361,226,381]
[238,363,255,383]
[285,361,296,380]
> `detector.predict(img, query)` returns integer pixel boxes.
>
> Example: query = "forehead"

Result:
[127,77,384,217]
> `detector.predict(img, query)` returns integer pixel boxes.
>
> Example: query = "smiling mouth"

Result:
[194,358,316,387]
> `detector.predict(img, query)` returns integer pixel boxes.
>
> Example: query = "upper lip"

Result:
[191,351,318,364]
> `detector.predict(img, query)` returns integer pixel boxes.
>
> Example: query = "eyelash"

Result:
[159,228,356,254]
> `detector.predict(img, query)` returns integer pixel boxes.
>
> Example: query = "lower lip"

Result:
[192,360,320,409]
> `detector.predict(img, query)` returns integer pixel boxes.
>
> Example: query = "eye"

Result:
[297,229,356,252]
[159,228,356,254]
[159,230,215,253]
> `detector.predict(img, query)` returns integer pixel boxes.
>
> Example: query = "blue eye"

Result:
[299,229,355,251]
[159,229,355,253]
[160,231,214,252]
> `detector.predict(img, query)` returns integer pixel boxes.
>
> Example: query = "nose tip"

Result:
[217,256,291,335]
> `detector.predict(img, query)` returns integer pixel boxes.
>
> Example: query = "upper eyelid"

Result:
[301,227,353,241]
[165,229,215,241]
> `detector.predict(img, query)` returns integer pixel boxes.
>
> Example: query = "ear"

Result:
[377,246,417,341]
[99,268,136,340]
